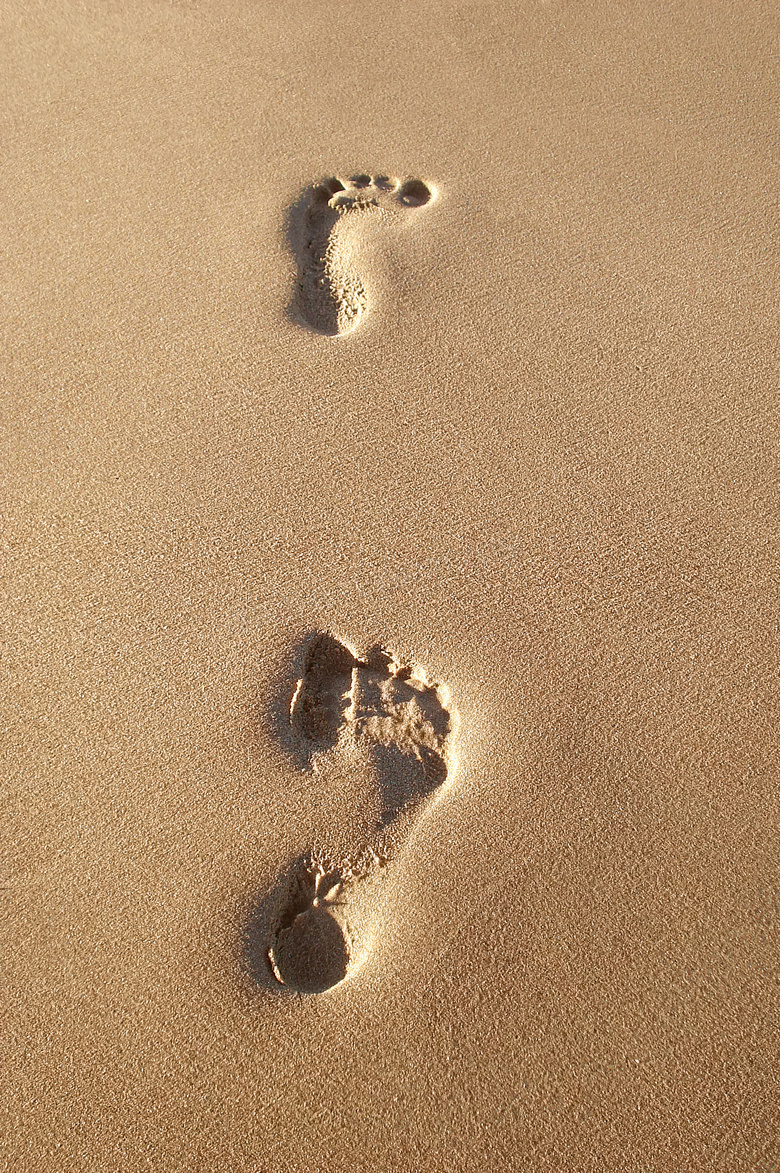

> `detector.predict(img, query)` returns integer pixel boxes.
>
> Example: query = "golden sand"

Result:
[2,1,778,1169]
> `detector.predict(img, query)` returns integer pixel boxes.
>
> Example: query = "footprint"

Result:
[264,633,458,995]
[289,174,437,337]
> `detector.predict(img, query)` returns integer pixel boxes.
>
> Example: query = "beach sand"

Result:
[2,1,779,1169]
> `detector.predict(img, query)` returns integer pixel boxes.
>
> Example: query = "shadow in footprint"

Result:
[262,628,343,774]
[370,743,448,832]
[244,857,350,996]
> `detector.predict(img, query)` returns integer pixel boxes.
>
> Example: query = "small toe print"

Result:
[398,178,434,206]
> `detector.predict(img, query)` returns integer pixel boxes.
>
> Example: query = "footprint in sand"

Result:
[264,633,458,995]
[289,174,437,336]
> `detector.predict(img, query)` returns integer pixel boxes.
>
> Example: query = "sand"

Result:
[2,1,779,1169]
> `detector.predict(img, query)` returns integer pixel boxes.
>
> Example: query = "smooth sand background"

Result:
[2,2,779,1170]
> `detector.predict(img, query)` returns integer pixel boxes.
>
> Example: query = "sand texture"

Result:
[2,1,779,1170]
